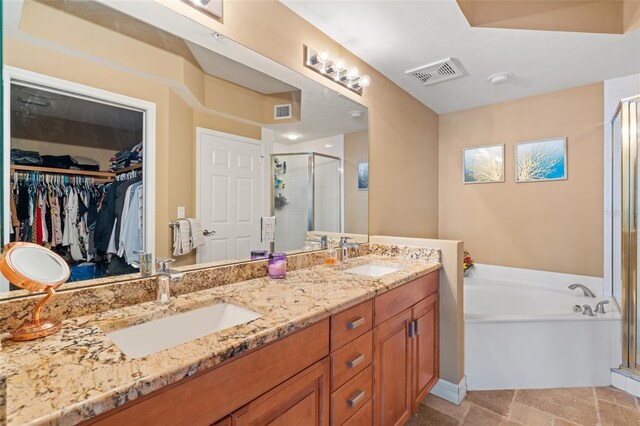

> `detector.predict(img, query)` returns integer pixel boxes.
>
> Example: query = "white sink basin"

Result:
[345,264,402,278]
[106,303,262,358]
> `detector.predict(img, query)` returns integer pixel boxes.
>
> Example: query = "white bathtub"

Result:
[464,265,621,391]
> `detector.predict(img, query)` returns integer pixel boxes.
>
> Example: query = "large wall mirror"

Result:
[1,0,369,294]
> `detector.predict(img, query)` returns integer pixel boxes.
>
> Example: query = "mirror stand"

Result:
[10,287,62,341]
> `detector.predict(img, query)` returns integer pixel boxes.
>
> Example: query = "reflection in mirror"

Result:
[1,0,368,294]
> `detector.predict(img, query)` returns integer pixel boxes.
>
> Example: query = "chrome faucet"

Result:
[340,237,360,264]
[155,258,184,305]
[582,305,595,317]
[308,234,328,250]
[568,283,596,298]
[595,300,610,314]
[132,250,153,277]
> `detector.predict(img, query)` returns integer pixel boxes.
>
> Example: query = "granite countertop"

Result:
[0,255,440,425]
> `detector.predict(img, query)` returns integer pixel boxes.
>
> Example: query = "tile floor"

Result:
[407,387,640,426]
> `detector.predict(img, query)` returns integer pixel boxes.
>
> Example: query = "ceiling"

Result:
[282,0,640,114]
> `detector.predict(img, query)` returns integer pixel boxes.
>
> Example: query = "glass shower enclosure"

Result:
[271,152,341,252]
[612,95,640,375]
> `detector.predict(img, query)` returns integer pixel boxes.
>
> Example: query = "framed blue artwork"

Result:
[515,137,567,183]
[463,144,504,184]
[358,163,368,190]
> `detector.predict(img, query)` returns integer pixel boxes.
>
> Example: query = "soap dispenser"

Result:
[156,257,175,305]
[324,238,338,266]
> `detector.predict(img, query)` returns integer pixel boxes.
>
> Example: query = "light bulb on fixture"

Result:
[347,67,359,81]
[317,49,330,64]
[286,134,299,141]
[333,58,346,71]
[358,75,371,88]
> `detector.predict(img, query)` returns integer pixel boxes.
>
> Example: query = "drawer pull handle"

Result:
[348,389,365,407]
[347,317,365,329]
[347,353,365,368]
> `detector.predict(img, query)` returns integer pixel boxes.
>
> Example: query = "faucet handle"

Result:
[156,257,175,274]
[595,300,610,314]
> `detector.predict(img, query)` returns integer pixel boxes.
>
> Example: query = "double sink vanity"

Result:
[0,251,440,425]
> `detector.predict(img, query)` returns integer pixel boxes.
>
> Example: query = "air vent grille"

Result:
[406,58,466,86]
[274,104,292,120]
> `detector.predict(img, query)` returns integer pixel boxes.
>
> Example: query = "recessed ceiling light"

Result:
[324,144,334,148]
[287,134,299,141]
[487,72,512,85]
[349,111,364,119]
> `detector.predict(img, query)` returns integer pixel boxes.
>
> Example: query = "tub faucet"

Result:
[568,283,596,298]
[595,300,610,314]
[582,305,595,317]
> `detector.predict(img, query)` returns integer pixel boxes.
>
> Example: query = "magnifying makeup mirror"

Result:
[0,242,70,341]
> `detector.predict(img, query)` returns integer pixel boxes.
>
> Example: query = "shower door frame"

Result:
[270,152,342,245]
[615,95,640,374]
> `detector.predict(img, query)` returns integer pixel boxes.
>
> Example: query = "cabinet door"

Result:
[373,309,412,426]
[411,293,439,411]
[231,358,330,426]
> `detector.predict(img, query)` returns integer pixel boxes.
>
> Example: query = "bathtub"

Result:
[464,265,621,391]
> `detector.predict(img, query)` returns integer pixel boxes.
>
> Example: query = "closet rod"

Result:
[10,165,115,179]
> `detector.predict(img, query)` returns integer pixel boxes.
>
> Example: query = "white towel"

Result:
[172,219,191,256]
[187,218,205,249]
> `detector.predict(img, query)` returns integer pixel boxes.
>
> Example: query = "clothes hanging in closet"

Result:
[10,172,143,273]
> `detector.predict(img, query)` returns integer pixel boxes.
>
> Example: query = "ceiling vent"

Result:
[274,104,292,120]
[406,58,466,87]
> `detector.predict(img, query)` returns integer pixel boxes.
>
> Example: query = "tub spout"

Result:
[582,305,595,317]
[568,283,596,298]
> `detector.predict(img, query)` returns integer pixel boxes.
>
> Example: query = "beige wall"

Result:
[371,236,464,386]
[161,0,441,240]
[439,83,604,277]
[344,131,369,235]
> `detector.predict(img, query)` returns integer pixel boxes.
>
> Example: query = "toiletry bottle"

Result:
[325,238,338,266]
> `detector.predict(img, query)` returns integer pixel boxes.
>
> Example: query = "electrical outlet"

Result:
[261,216,276,243]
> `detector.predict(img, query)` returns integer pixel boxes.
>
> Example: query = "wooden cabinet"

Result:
[412,293,439,411]
[231,358,330,425]
[86,320,329,426]
[373,270,440,426]
[86,270,439,426]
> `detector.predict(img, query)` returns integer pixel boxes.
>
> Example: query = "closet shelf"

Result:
[10,165,115,178]
[114,163,142,174]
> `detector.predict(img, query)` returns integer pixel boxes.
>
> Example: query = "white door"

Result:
[197,128,263,263]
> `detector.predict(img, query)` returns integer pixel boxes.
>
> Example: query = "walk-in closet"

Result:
[7,81,145,284]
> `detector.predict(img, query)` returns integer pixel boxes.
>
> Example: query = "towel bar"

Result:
[168,221,215,236]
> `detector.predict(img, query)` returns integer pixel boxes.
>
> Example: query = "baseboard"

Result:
[430,376,467,405]
[611,368,640,397]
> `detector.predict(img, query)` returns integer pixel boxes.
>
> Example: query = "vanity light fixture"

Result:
[304,46,370,95]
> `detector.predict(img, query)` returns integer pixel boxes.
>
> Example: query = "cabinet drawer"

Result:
[331,331,372,391]
[331,300,373,350]
[331,365,373,426]
[374,270,439,326]
[342,399,372,426]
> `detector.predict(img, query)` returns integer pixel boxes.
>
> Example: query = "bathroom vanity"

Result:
[85,268,439,426]
[0,255,440,425]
